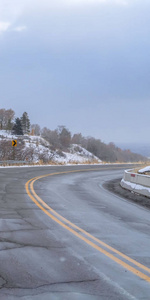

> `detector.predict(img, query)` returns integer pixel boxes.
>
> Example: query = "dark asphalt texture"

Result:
[0,164,149,300]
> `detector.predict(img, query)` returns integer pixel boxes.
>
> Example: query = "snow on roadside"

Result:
[0,130,17,139]
[138,166,150,174]
[121,178,150,198]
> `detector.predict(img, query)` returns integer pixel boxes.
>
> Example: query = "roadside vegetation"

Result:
[0,108,147,164]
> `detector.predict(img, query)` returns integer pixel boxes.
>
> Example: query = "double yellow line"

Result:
[25,169,150,283]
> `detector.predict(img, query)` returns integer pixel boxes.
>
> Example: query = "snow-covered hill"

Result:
[54,144,101,164]
[0,130,102,164]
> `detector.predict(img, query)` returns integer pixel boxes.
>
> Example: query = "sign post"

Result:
[12,140,17,160]
[12,140,17,147]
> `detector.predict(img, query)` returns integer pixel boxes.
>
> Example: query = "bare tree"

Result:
[57,126,71,149]
[22,146,35,162]
[31,124,41,136]
[0,139,24,161]
[72,133,84,145]
[0,109,6,130]
[41,127,60,149]
[5,109,15,130]
[0,108,15,130]
[0,140,13,160]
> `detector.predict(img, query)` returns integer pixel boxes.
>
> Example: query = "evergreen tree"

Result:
[21,112,30,134]
[12,118,23,135]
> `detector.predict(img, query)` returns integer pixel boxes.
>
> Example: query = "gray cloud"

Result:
[0,0,150,144]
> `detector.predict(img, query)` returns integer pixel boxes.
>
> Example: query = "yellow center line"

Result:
[25,168,150,283]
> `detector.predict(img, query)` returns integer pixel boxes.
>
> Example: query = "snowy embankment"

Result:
[0,131,102,164]
[54,144,101,164]
[0,130,18,140]
[138,166,150,174]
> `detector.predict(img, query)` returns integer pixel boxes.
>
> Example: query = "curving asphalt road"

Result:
[0,164,150,299]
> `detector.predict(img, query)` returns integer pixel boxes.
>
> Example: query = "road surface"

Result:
[0,164,149,299]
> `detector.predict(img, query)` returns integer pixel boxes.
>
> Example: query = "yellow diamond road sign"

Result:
[12,140,17,147]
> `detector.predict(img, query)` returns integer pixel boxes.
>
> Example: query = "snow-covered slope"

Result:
[0,130,17,139]
[54,144,101,164]
[0,131,102,164]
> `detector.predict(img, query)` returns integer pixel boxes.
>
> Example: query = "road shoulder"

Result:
[103,178,150,210]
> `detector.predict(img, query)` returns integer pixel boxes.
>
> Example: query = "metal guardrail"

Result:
[0,160,32,165]
[120,169,150,198]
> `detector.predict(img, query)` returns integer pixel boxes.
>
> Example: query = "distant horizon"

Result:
[116,142,150,157]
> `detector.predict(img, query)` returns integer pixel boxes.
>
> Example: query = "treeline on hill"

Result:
[0,108,30,134]
[41,128,146,162]
[0,108,146,162]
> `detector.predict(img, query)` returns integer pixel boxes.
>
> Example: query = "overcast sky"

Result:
[0,0,150,144]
